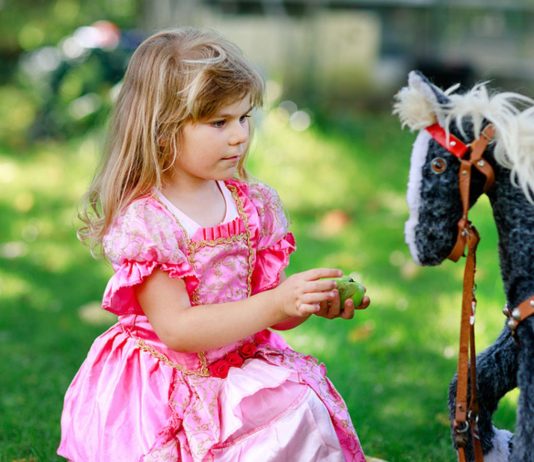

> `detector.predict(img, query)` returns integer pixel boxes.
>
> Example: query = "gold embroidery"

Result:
[189,233,248,250]
[137,339,210,377]
[226,183,254,297]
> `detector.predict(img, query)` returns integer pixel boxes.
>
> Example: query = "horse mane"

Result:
[445,84,534,201]
[394,78,534,201]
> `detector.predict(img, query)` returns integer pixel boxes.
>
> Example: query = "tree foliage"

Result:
[0,0,142,145]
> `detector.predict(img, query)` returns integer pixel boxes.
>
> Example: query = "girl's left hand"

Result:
[315,290,371,320]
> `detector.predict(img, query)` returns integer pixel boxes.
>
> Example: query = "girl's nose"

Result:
[229,121,248,146]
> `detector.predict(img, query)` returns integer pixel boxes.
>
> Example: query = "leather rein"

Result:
[426,123,493,462]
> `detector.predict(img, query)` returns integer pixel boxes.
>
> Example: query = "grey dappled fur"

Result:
[398,72,534,462]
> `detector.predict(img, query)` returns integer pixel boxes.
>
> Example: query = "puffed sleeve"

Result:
[101,197,199,315]
[248,182,296,294]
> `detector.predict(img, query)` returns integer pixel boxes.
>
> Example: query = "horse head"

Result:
[393,70,534,267]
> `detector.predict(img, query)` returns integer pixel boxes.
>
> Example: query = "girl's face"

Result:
[171,96,252,186]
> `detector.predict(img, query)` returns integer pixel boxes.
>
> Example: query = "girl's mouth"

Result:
[223,155,240,161]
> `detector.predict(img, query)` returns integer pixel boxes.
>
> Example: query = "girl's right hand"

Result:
[273,268,342,318]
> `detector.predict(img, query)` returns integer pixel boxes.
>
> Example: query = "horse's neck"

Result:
[487,161,534,307]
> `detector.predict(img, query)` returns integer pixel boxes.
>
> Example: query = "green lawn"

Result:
[0,110,516,461]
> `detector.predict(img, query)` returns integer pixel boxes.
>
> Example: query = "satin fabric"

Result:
[58,180,365,461]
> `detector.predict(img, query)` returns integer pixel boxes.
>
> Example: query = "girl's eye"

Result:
[240,114,251,124]
[211,120,226,128]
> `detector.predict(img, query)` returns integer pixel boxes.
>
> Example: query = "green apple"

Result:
[334,272,365,307]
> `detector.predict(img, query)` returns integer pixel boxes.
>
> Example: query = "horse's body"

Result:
[394,71,534,461]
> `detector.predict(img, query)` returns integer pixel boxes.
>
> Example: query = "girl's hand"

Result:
[273,268,342,318]
[315,289,371,320]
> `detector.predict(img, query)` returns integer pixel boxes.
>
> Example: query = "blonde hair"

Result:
[78,27,264,253]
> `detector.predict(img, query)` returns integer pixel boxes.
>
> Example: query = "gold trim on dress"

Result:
[137,339,210,377]
[226,183,254,297]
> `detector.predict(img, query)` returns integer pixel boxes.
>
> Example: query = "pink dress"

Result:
[58,180,365,462]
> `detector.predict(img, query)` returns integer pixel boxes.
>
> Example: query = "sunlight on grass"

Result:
[491,388,518,433]
[502,387,519,407]
[0,270,32,298]
[252,110,368,211]
[347,320,376,343]
[283,329,331,358]
[371,282,410,312]
[78,301,115,326]
[374,189,408,219]
[316,224,365,268]
[33,241,81,273]
[1,136,100,207]
[434,292,463,334]
[0,159,19,185]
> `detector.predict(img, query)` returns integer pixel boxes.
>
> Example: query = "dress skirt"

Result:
[58,316,365,461]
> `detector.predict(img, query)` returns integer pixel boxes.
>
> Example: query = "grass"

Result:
[0,109,516,461]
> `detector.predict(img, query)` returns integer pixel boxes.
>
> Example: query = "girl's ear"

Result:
[393,70,451,130]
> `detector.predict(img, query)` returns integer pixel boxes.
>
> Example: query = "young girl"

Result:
[58,27,370,462]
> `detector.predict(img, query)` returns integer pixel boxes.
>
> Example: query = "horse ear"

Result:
[410,70,451,106]
[393,70,451,130]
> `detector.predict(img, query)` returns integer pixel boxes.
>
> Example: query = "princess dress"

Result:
[58,180,365,462]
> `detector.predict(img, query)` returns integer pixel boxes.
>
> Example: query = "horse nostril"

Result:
[431,157,448,174]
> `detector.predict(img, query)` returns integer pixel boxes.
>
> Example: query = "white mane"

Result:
[394,76,534,201]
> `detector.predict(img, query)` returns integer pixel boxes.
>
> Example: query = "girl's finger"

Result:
[340,298,355,319]
[300,291,336,305]
[304,268,342,281]
[326,290,341,317]
[355,296,371,310]
[315,303,329,317]
[297,303,320,315]
[302,279,337,293]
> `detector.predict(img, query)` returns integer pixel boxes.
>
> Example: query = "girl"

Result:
[58,27,370,461]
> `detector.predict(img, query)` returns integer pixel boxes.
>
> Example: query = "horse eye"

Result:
[431,157,447,174]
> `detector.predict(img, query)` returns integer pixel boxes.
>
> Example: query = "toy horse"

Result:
[393,71,534,462]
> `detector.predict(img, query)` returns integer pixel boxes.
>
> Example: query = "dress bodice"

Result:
[156,182,255,306]
[101,180,295,316]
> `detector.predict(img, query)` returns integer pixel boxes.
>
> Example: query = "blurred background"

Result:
[4,0,534,145]
[1,0,531,460]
